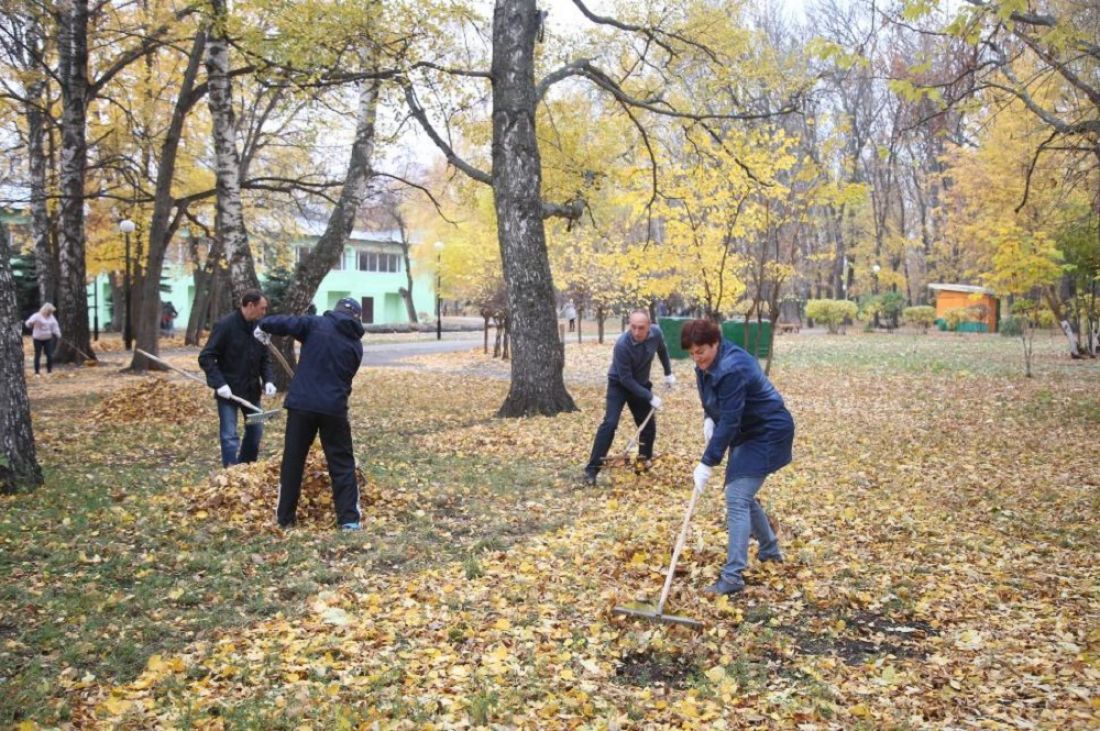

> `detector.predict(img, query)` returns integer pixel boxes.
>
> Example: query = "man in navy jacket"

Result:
[258,297,365,530]
[583,310,674,484]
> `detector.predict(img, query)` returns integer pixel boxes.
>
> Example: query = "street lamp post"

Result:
[92,277,99,341]
[120,219,135,350]
[434,240,444,341]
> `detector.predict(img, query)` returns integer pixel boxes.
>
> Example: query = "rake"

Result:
[601,407,656,469]
[612,481,705,629]
[136,348,282,425]
[57,337,98,366]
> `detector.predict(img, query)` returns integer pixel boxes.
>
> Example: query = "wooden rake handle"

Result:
[655,483,703,616]
[624,406,657,453]
[136,348,264,415]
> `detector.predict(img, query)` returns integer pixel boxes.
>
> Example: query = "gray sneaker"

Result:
[339,522,361,532]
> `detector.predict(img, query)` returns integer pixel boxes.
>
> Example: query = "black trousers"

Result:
[277,408,360,526]
[585,380,656,474]
[32,338,55,374]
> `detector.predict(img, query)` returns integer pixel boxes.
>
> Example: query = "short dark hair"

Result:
[241,289,265,307]
[681,319,721,350]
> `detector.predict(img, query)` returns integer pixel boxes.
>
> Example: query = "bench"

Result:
[778,322,801,334]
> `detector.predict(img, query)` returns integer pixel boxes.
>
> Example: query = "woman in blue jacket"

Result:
[682,319,795,596]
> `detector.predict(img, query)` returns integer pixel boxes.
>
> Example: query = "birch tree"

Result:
[0,223,42,494]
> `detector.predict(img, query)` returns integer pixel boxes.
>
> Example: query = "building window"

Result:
[331,249,345,271]
[355,250,402,273]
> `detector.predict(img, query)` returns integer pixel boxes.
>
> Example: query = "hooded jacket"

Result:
[259,311,364,416]
[696,339,794,480]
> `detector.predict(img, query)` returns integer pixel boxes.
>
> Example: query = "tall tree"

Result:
[54,0,93,364]
[205,0,260,302]
[0,222,42,494]
[129,30,207,370]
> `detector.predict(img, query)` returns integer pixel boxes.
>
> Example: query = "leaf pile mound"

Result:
[90,376,208,424]
[178,450,375,530]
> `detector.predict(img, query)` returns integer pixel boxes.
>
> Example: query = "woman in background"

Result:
[25,302,61,376]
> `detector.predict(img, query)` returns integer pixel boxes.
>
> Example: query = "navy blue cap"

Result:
[334,297,362,318]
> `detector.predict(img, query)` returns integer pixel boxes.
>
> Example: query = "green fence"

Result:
[658,318,772,360]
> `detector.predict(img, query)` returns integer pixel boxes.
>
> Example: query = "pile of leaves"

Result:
[90,376,209,424]
[177,450,375,530]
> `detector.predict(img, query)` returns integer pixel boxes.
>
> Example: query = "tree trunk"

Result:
[0,224,43,493]
[205,0,260,302]
[271,78,380,388]
[597,305,606,344]
[185,235,223,345]
[54,0,94,365]
[491,0,576,416]
[130,31,206,371]
[25,16,56,307]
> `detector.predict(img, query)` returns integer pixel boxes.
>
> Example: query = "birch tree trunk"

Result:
[55,0,94,364]
[271,78,380,386]
[130,31,206,371]
[491,0,576,416]
[0,223,43,494]
[205,0,259,302]
[25,18,57,307]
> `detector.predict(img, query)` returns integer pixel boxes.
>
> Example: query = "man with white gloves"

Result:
[583,310,674,485]
[198,289,274,467]
[683,318,795,596]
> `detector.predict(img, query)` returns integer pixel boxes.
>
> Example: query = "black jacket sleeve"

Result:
[198,321,228,390]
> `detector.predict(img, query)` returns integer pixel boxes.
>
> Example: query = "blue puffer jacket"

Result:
[259,311,364,417]
[696,339,795,480]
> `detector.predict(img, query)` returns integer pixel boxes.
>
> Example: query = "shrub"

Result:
[999,316,1023,337]
[903,306,936,331]
[880,291,906,327]
[805,299,858,334]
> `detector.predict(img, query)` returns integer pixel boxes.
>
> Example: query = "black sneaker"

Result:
[581,471,598,486]
[704,577,745,596]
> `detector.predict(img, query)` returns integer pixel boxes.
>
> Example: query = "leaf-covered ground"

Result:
[2,332,1097,729]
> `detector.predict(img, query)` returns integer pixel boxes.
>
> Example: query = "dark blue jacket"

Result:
[259,311,364,417]
[198,310,273,405]
[607,325,672,400]
[696,339,794,480]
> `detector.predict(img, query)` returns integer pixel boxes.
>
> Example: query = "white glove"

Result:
[664,373,676,389]
[215,385,232,399]
[693,463,713,493]
[253,326,271,345]
[703,417,715,442]
[649,393,663,410]
[264,382,276,397]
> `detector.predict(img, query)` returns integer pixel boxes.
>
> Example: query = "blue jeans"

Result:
[585,381,655,474]
[721,475,782,586]
[217,398,263,467]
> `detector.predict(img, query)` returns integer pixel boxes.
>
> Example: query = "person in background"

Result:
[25,302,61,376]
[583,310,674,484]
[257,297,365,531]
[562,299,578,333]
[198,290,274,467]
[682,318,794,596]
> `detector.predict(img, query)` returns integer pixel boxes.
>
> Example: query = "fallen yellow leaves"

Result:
[12,334,1099,728]
[174,450,377,530]
[90,375,208,424]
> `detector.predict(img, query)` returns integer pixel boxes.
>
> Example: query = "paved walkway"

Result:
[360,336,485,367]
